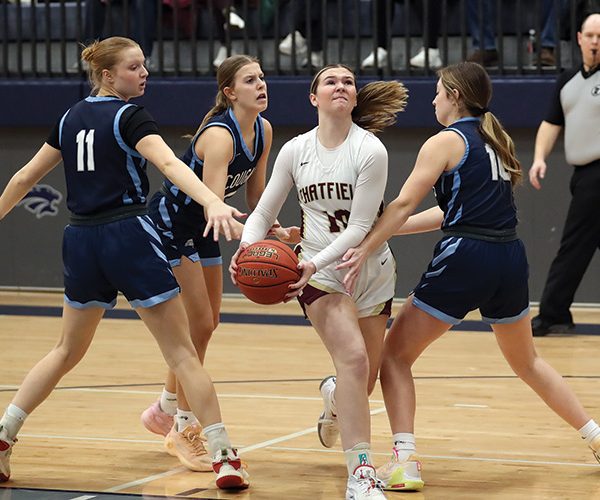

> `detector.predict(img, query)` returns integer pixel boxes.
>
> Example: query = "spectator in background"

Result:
[168,0,247,68]
[82,0,157,66]
[361,0,442,69]
[467,0,566,67]
[528,12,600,336]
[278,0,324,68]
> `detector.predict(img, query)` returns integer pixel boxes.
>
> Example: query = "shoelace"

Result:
[355,474,385,494]
[182,427,208,456]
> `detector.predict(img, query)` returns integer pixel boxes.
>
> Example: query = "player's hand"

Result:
[529,159,547,190]
[336,246,368,295]
[228,220,245,240]
[269,224,301,244]
[229,242,249,286]
[283,260,315,302]
[203,200,246,241]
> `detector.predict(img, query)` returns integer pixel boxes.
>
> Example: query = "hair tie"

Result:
[480,107,489,114]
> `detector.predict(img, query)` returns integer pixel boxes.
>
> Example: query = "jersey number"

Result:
[485,144,510,181]
[325,209,350,233]
[76,129,96,172]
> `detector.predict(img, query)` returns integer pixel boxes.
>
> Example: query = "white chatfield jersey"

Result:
[243,123,390,272]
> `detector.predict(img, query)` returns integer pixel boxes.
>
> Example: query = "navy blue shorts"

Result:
[412,236,530,325]
[63,215,180,309]
[148,192,222,268]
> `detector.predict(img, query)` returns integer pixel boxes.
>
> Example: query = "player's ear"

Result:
[102,68,113,83]
[309,93,318,108]
[223,86,236,102]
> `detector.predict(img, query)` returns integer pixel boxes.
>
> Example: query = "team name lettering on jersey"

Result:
[297,182,354,204]
[227,168,255,191]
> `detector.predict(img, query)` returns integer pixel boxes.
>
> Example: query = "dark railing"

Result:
[0,0,590,78]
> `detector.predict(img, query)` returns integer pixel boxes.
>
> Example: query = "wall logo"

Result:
[17,184,63,218]
[592,85,600,97]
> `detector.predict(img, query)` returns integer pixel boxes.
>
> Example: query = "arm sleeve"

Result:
[241,140,295,243]
[46,121,61,150]
[119,106,160,149]
[311,136,388,271]
[544,68,577,125]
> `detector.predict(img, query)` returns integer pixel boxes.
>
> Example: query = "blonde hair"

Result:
[81,36,140,95]
[438,62,522,185]
[196,55,260,134]
[309,64,408,134]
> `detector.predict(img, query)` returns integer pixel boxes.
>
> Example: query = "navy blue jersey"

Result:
[160,108,264,223]
[58,96,149,215]
[434,118,517,232]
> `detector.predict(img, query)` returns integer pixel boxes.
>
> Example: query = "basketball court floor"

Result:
[1,291,600,500]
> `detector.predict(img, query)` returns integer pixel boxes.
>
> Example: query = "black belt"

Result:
[160,184,179,204]
[443,225,518,242]
[69,205,148,226]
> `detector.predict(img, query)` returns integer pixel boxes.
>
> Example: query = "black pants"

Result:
[288,0,323,52]
[538,160,600,324]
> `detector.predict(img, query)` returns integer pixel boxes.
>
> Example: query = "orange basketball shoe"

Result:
[164,424,212,472]
[589,434,600,464]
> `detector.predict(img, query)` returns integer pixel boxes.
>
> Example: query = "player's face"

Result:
[228,62,268,112]
[310,68,357,115]
[432,78,456,126]
[578,14,600,69]
[104,46,148,100]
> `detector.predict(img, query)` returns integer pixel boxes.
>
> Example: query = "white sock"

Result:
[159,389,177,416]
[1,404,29,440]
[204,422,232,456]
[175,409,198,432]
[392,432,416,461]
[579,419,600,447]
[344,442,372,476]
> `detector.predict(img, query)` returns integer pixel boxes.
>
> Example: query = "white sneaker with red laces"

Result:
[212,447,249,490]
[346,465,387,499]
[0,425,15,482]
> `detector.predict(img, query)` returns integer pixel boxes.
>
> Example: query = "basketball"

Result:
[236,240,301,305]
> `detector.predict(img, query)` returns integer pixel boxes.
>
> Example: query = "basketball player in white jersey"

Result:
[230,64,407,499]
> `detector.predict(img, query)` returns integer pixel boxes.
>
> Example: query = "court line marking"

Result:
[15,400,597,496]
[59,388,381,403]
[68,496,97,500]
[453,403,489,408]
[63,388,331,399]
[19,433,162,444]
[103,466,187,493]
[102,407,388,493]
[3,372,600,394]
[265,446,600,468]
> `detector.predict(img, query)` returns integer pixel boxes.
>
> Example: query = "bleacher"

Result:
[0,0,595,127]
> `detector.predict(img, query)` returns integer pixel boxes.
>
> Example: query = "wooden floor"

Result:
[1,291,600,500]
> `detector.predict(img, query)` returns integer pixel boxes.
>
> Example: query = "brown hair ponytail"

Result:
[438,62,522,185]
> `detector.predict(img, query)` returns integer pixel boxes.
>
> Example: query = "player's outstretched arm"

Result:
[0,144,62,221]
[135,134,245,241]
